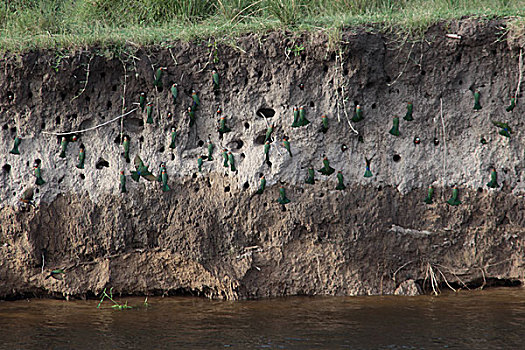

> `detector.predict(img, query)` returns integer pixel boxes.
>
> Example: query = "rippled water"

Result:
[0,288,524,349]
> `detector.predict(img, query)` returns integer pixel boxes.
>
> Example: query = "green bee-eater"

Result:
[298,106,309,126]
[487,168,499,188]
[207,139,214,161]
[192,89,200,106]
[34,162,45,186]
[139,92,146,112]
[169,128,177,149]
[321,115,328,133]
[170,83,178,104]
[19,187,35,206]
[447,186,461,206]
[123,136,130,163]
[265,124,274,142]
[318,157,335,176]
[156,162,165,182]
[404,102,413,121]
[292,106,299,127]
[492,120,511,138]
[131,155,156,182]
[424,185,434,204]
[120,170,127,193]
[228,152,236,172]
[473,90,482,110]
[161,168,170,192]
[218,117,231,137]
[188,106,196,127]
[146,103,153,124]
[264,141,271,165]
[59,137,68,158]
[153,67,166,88]
[364,157,373,178]
[198,156,203,172]
[256,175,266,195]
[212,70,219,89]
[389,116,400,136]
[351,105,363,122]
[9,135,21,155]
[506,96,516,112]
[305,168,315,184]
[76,145,85,169]
[222,149,229,167]
[45,269,65,280]
[277,187,291,205]
[282,137,292,157]
[336,171,345,190]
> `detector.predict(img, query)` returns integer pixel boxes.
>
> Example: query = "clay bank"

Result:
[0,19,524,300]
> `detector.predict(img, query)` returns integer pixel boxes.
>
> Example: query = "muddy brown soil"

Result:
[0,19,523,299]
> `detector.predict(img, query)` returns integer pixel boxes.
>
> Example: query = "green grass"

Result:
[0,0,524,52]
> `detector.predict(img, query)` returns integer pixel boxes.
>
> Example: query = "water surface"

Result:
[0,288,523,349]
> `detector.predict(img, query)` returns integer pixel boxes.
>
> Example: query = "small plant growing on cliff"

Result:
[97,287,132,310]
[285,44,304,59]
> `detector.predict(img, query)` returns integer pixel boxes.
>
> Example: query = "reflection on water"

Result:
[0,288,524,349]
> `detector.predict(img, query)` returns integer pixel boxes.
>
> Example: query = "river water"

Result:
[0,288,523,349]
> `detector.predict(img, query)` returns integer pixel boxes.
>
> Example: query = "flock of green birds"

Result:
[7,66,517,208]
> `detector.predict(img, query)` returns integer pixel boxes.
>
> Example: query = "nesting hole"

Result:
[371,103,377,109]
[95,158,110,169]
[309,101,315,108]
[243,182,249,190]
[244,122,250,129]
[60,92,66,101]
[79,174,85,180]
[393,154,401,162]
[228,140,244,150]
[323,65,328,72]
[240,153,246,159]
[197,140,204,147]
[6,91,14,100]
[256,108,275,118]
[139,136,144,143]
[112,85,118,92]
[41,122,46,129]
[478,187,483,193]
[171,154,175,161]
[2,164,11,173]
[2,124,7,130]
[107,100,112,109]
[224,185,230,193]
[192,173,197,179]
[10,127,16,133]
[159,146,165,153]
[55,116,61,125]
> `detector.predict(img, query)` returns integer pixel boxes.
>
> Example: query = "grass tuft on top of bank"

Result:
[0,0,524,52]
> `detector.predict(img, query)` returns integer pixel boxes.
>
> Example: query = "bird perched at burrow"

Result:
[156,162,166,182]
[169,127,177,149]
[59,136,68,158]
[318,157,335,176]
[447,186,461,206]
[404,102,414,121]
[255,175,266,195]
[291,106,299,128]
[264,141,271,166]
[153,67,166,89]
[19,187,35,207]
[161,166,170,192]
[320,115,329,133]
[187,106,196,127]
[197,155,203,172]
[45,269,65,280]
[265,124,274,143]
[207,139,214,161]
[192,89,200,107]
[336,171,346,190]
[277,187,291,205]
[473,90,482,110]
[506,96,516,112]
[131,155,156,182]
[146,102,154,124]
[120,170,127,193]
[492,121,511,138]
[228,152,236,172]
[9,135,21,155]
[305,168,315,184]
[298,106,309,126]
[282,137,292,157]
[364,156,374,178]
[170,83,178,104]
[351,105,363,122]
[122,136,130,163]
[76,144,85,169]
[222,149,229,167]
[424,185,434,204]
[212,70,219,90]
[218,117,231,138]
[33,162,45,186]
[389,116,400,136]
[487,167,499,189]
[139,92,146,112]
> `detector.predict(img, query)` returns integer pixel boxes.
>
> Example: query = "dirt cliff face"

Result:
[0,19,523,299]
